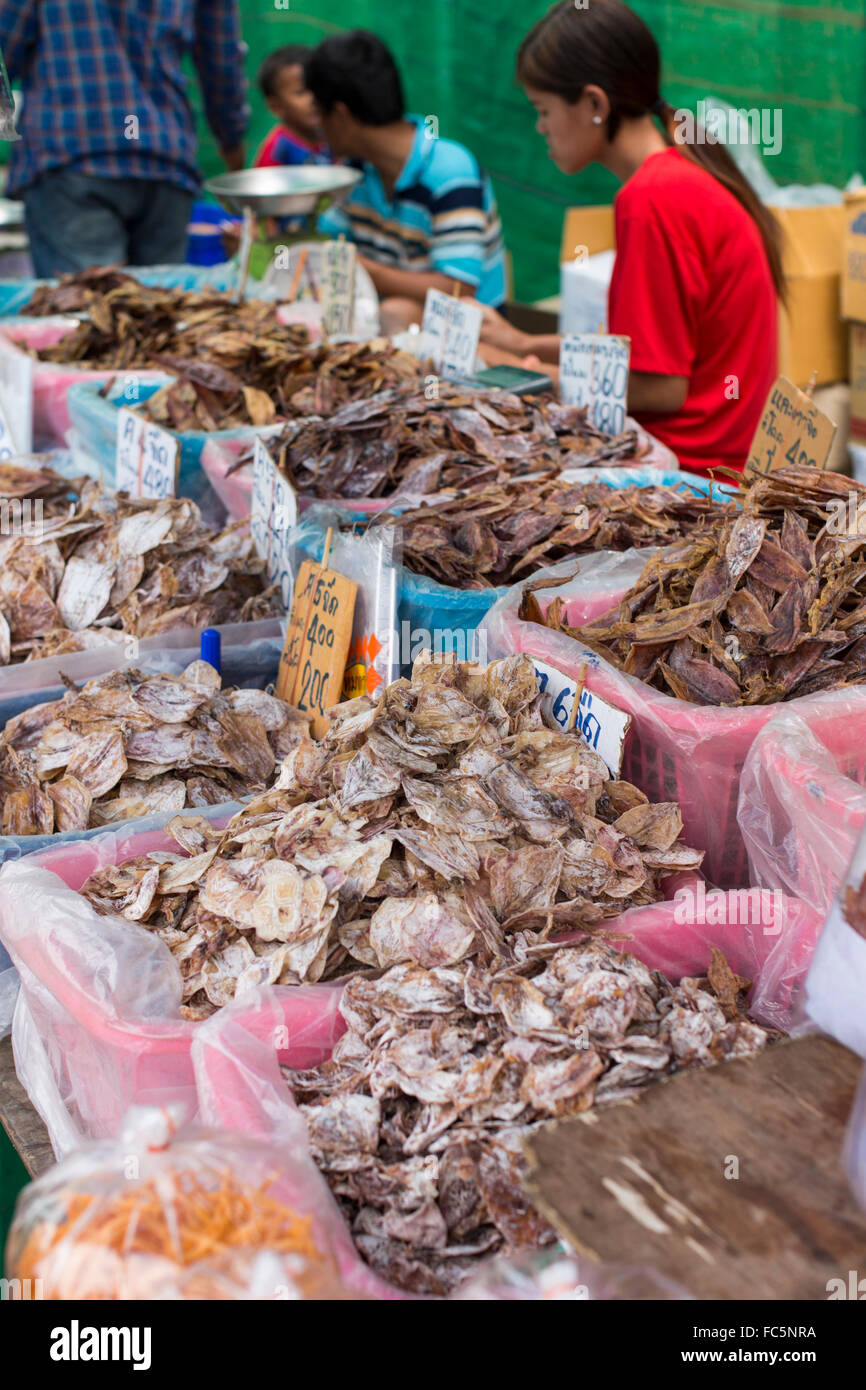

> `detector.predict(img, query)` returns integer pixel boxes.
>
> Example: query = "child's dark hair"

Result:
[258,45,311,101]
[518,0,785,300]
[305,31,404,125]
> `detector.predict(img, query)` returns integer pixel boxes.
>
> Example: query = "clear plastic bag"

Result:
[5,1105,362,1300]
[0,819,346,1155]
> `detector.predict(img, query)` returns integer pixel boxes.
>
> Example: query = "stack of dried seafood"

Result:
[525,466,866,706]
[0,461,86,518]
[254,382,649,500]
[368,477,731,588]
[138,337,423,431]
[285,942,769,1294]
[0,484,280,664]
[27,270,308,374]
[79,653,703,1017]
[24,265,161,317]
[0,661,308,834]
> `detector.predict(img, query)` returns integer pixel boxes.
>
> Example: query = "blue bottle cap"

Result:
[200,628,221,675]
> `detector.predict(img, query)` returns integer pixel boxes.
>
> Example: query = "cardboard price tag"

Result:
[116,408,178,499]
[559,334,630,435]
[276,560,358,736]
[744,375,836,480]
[421,288,482,380]
[251,436,297,609]
[0,350,33,456]
[322,239,357,336]
[533,659,631,776]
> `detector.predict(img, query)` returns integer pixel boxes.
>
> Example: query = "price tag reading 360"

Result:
[559,334,630,436]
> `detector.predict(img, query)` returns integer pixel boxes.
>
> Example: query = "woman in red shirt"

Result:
[477,0,783,476]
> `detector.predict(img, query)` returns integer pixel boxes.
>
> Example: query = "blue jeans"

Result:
[22,169,193,277]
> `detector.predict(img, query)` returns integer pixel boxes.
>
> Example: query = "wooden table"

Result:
[0,1034,53,1178]
[524,1035,866,1300]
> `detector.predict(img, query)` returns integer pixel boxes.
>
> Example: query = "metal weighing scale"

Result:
[205,165,362,301]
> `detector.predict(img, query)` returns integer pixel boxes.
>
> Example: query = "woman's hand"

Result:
[467,300,529,356]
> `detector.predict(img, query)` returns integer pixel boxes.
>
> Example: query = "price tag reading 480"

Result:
[559,334,631,436]
[276,559,357,737]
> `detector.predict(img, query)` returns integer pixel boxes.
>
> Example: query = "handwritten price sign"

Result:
[116,408,178,499]
[421,288,482,380]
[533,660,630,776]
[276,559,358,736]
[0,352,32,458]
[322,239,357,337]
[559,334,630,435]
[744,375,836,480]
[251,436,298,609]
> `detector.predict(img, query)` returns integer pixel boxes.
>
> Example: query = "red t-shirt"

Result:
[608,147,777,476]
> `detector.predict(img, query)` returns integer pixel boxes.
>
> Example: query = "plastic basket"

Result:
[0,317,168,448]
[491,562,866,890]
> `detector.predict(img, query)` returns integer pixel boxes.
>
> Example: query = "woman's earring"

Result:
[592,116,603,125]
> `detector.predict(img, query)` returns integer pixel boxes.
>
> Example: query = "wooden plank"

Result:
[523,1035,866,1301]
[0,1035,53,1178]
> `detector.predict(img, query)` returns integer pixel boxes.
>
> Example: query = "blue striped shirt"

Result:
[319,117,506,307]
[0,0,249,198]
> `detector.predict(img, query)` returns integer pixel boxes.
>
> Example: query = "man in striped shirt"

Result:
[306,31,506,313]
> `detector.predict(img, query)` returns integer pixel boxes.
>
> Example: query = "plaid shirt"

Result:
[0,0,249,197]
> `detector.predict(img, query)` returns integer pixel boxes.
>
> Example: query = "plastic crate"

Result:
[491,561,866,890]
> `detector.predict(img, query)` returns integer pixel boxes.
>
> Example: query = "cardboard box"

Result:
[812,381,851,474]
[559,201,848,390]
[842,189,866,324]
[775,204,848,388]
[851,323,866,444]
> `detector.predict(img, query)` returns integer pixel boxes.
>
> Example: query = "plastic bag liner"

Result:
[0,616,284,706]
[483,550,866,889]
[188,888,819,1299]
[4,1105,378,1300]
[67,376,284,512]
[286,507,401,692]
[0,263,243,320]
[738,702,866,922]
[0,317,167,449]
[0,817,347,1157]
[797,814,866,1062]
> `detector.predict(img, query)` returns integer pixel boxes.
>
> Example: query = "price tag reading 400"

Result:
[744,374,836,481]
[276,559,358,737]
[559,334,630,435]
[116,408,178,499]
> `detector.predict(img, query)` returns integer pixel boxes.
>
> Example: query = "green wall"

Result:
[178,3,866,299]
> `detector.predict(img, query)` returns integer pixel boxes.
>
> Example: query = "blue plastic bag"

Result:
[67,377,270,513]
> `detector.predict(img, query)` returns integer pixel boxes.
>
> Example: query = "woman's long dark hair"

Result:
[517,0,785,299]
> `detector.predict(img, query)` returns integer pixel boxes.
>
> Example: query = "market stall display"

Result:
[366,476,733,588]
[76,652,703,1018]
[0,484,281,666]
[282,938,772,1295]
[532,467,866,706]
[0,661,308,834]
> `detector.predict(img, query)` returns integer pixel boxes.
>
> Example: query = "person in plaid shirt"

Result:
[0,0,249,276]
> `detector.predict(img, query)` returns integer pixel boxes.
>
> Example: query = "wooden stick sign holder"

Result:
[275,527,358,736]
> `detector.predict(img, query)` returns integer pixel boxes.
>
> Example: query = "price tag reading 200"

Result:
[276,559,357,737]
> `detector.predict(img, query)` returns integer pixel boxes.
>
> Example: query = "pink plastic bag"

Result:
[484,553,866,889]
[738,701,866,921]
[0,318,166,447]
[189,889,820,1298]
[0,823,346,1156]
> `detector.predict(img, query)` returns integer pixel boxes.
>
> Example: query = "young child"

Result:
[254,45,329,168]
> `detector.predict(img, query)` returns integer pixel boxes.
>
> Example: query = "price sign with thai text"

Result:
[744,375,836,480]
[251,436,297,609]
[533,659,630,776]
[422,288,482,380]
[560,334,630,436]
[116,408,178,499]
[276,559,357,736]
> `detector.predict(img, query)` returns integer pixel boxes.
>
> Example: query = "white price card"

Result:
[116,407,178,499]
[0,351,33,456]
[533,659,631,776]
[421,288,482,380]
[560,334,630,435]
[251,435,297,609]
[323,239,357,336]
